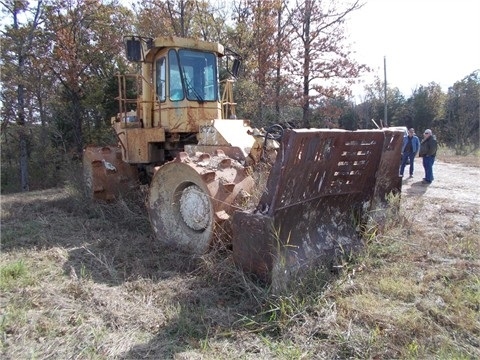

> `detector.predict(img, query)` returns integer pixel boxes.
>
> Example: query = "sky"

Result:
[345,0,480,99]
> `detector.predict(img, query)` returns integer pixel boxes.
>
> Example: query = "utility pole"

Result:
[384,56,388,127]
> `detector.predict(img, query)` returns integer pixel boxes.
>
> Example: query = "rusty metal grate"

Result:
[261,130,385,212]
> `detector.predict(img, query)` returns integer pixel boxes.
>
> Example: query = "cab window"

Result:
[155,57,166,101]
[178,49,218,102]
[168,49,184,101]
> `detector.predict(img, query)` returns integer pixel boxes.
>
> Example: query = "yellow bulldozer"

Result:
[83,35,403,283]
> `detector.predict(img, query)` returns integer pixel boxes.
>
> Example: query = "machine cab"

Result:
[123,36,225,132]
[114,36,239,164]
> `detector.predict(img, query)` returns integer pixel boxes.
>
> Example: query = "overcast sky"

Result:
[345,0,480,99]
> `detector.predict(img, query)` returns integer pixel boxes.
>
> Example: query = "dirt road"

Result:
[401,158,479,203]
[400,157,479,233]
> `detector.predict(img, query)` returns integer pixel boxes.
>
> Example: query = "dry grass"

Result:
[1,156,479,359]
[437,146,479,167]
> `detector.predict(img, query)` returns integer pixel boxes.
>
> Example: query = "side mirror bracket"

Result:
[225,48,242,78]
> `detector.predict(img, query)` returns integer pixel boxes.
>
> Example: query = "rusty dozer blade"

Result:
[232,128,403,284]
[83,145,139,201]
[147,150,254,254]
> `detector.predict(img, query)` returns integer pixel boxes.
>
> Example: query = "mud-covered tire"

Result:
[148,161,214,253]
[147,151,254,254]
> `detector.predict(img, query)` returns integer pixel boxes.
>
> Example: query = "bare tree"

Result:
[287,0,367,127]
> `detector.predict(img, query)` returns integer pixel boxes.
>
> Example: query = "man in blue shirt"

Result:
[400,128,420,178]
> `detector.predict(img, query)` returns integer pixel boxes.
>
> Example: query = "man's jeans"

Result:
[422,156,435,182]
[400,152,416,176]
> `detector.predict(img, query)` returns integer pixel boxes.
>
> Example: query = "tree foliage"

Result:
[229,0,290,126]
[441,71,479,153]
[360,76,407,128]
[133,0,226,40]
[42,0,132,154]
[407,82,445,136]
[1,0,44,192]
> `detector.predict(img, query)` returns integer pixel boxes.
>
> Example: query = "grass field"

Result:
[1,153,479,359]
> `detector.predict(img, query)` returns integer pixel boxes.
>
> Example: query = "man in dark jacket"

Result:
[419,129,438,184]
[400,128,420,178]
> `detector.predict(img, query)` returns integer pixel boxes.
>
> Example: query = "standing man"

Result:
[419,129,438,184]
[400,128,420,178]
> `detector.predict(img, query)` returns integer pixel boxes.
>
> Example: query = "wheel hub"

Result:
[179,184,210,231]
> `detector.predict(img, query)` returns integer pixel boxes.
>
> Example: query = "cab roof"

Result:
[144,36,225,62]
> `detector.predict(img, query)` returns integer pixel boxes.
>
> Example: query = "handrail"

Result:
[115,73,161,126]
[221,79,236,119]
